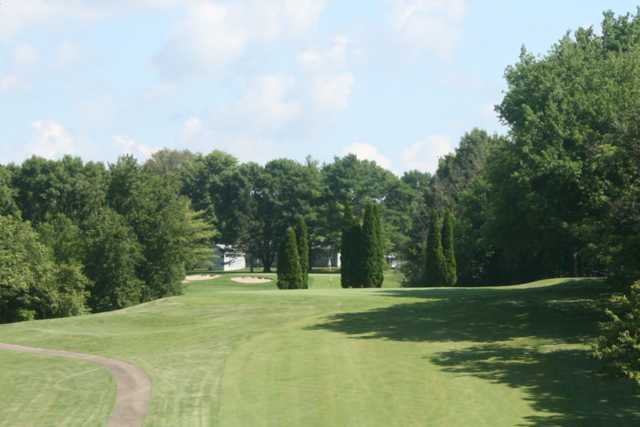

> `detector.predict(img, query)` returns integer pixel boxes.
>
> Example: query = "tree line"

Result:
[0,156,213,323]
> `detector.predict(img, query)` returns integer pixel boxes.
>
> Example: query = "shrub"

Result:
[595,281,640,383]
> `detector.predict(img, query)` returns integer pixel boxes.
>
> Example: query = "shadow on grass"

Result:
[432,345,640,426]
[312,280,612,343]
[309,279,640,426]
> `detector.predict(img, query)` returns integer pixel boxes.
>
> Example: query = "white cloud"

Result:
[27,120,76,159]
[343,143,392,170]
[155,0,327,76]
[298,36,355,112]
[219,137,281,165]
[0,43,40,92]
[54,41,80,68]
[401,135,453,173]
[155,1,248,74]
[299,36,350,71]
[390,0,467,58]
[175,116,282,164]
[12,43,39,66]
[0,0,179,40]
[113,135,159,161]
[311,73,354,111]
[0,1,94,40]
[0,74,23,92]
[181,116,205,144]
[177,75,302,158]
[235,75,302,130]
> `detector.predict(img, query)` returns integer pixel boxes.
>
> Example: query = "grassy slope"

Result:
[0,273,638,426]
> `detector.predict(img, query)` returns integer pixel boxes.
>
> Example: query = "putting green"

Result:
[1,274,638,426]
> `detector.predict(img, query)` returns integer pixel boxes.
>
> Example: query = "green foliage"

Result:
[0,166,18,217]
[181,150,238,228]
[277,228,303,290]
[0,216,88,322]
[340,202,385,288]
[424,210,447,286]
[320,155,410,255]
[36,214,84,264]
[442,210,457,286]
[340,204,356,288]
[84,209,143,312]
[108,158,215,301]
[294,217,310,289]
[372,204,385,287]
[358,203,383,288]
[181,208,217,272]
[400,10,640,285]
[144,149,197,188]
[488,11,640,282]
[595,281,640,382]
[340,204,357,288]
[13,156,107,225]
[52,263,91,317]
[400,130,502,285]
[259,159,321,272]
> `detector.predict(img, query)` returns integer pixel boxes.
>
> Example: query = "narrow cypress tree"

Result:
[294,217,310,289]
[340,204,355,288]
[351,222,364,288]
[372,203,385,288]
[360,203,378,288]
[442,210,457,286]
[276,238,286,289]
[424,210,447,285]
[277,228,303,290]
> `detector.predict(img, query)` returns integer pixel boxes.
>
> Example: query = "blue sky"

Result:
[1,1,638,174]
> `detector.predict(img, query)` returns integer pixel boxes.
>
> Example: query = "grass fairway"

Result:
[1,273,639,426]
[0,351,114,427]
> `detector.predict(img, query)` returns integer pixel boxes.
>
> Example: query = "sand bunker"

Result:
[183,274,221,283]
[231,276,273,284]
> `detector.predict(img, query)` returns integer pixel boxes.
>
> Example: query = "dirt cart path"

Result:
[0,343,151,427]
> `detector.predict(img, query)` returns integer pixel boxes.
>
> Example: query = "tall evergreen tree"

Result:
[340,204,355,288]
[372,203,385,288]
[360,203,380,288]
[425,210,447,285]
[442,210,458,286]
[294,217,310,289]
[277,228,303,290]
[351,222,364,288]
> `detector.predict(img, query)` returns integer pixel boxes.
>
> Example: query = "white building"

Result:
[214,245,246,271]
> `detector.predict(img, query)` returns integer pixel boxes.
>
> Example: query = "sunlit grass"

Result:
[0,274,637,426]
